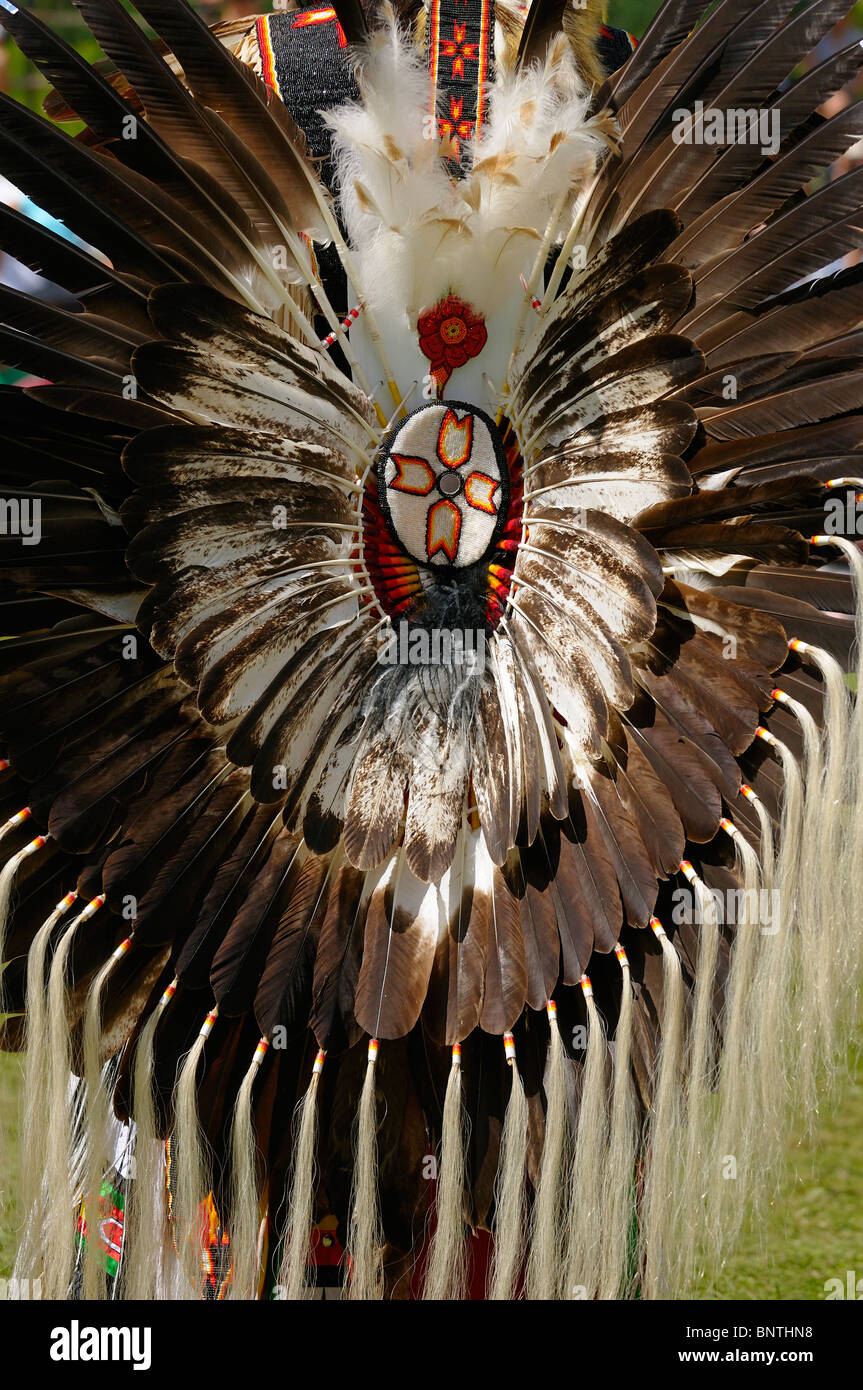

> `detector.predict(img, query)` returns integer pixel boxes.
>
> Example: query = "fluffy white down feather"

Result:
[326,11,610,325]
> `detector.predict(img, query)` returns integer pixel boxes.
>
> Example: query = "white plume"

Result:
[326,11,612,324]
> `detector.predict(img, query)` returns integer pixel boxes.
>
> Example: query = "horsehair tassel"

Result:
[424,1043,468,1301]
[525,999,569,1301]
[739,783,775,898]
[767,686,828,1128]
[788,636,854,1066]
[279,1047,327,1301]
[820,539,863,898]
[747,727,804,1189]
[16,890,78,1280]
[755,726,804,924]
[600,945,637,1300]
[773,680,833,1116]
[810,535,863,788]
[41,893,105,1301]
[771,688,823,796]
[229,1036,270,1301]
[172,1004,219,1297]
[787,637,852,822]
[347,1038,384,1301]
[778,658,844,1095]
[642,917,684,1299]
[81,935,134,1300]
[565,975,608,1301]
[811,541,863,1046]
[0,827,49,1006]
[489,1033,528,1300]
[710,821,766,1257]
[124,977,178,1300]
[675,859,719,1295]
[719,817,766,931]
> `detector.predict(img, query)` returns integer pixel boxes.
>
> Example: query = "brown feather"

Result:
[354,855,438,1041]
[479,865,527,1035]
[310,861,367,1050]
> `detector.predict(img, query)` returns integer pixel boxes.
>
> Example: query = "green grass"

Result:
[2,1043,861,1293]
[608,0,863,41]
[709,1044,863,1300]
[607,0,664,38]
[0,1051,23,1280]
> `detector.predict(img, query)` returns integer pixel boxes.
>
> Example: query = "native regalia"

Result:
[0,0,862,1301]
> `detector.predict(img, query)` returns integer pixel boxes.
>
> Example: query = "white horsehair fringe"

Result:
[41,895,104,1300]
[641,917,684,1300]
[172,1006,218,1298]
[707,821,766,1261]
[524,998,570,1300]
[423,1043,469,1300]
[123,979,177,1300]
[0,825,47,1010]
[564,975,608,1300]
[488,1033,528,1300]
[15,891,77,1280]
[228,1037,269,1300]
[347,1037,384,1300]
[675,860,720,1294]
[789,641,850,1078]
[599,947,637,1300]
[81,935,133,1301]
[745,729,805,1223]
[776,687,826,1123]
[278,1048,326,1300]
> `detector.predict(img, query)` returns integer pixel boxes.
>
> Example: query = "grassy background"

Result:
[710,1046,863,1299]
[0,1053,22,1279]
[608,0,666,36]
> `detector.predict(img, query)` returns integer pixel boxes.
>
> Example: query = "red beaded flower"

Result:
[417,295,488,394]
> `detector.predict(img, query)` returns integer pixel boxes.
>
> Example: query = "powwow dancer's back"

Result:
[0,0,861,1299]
